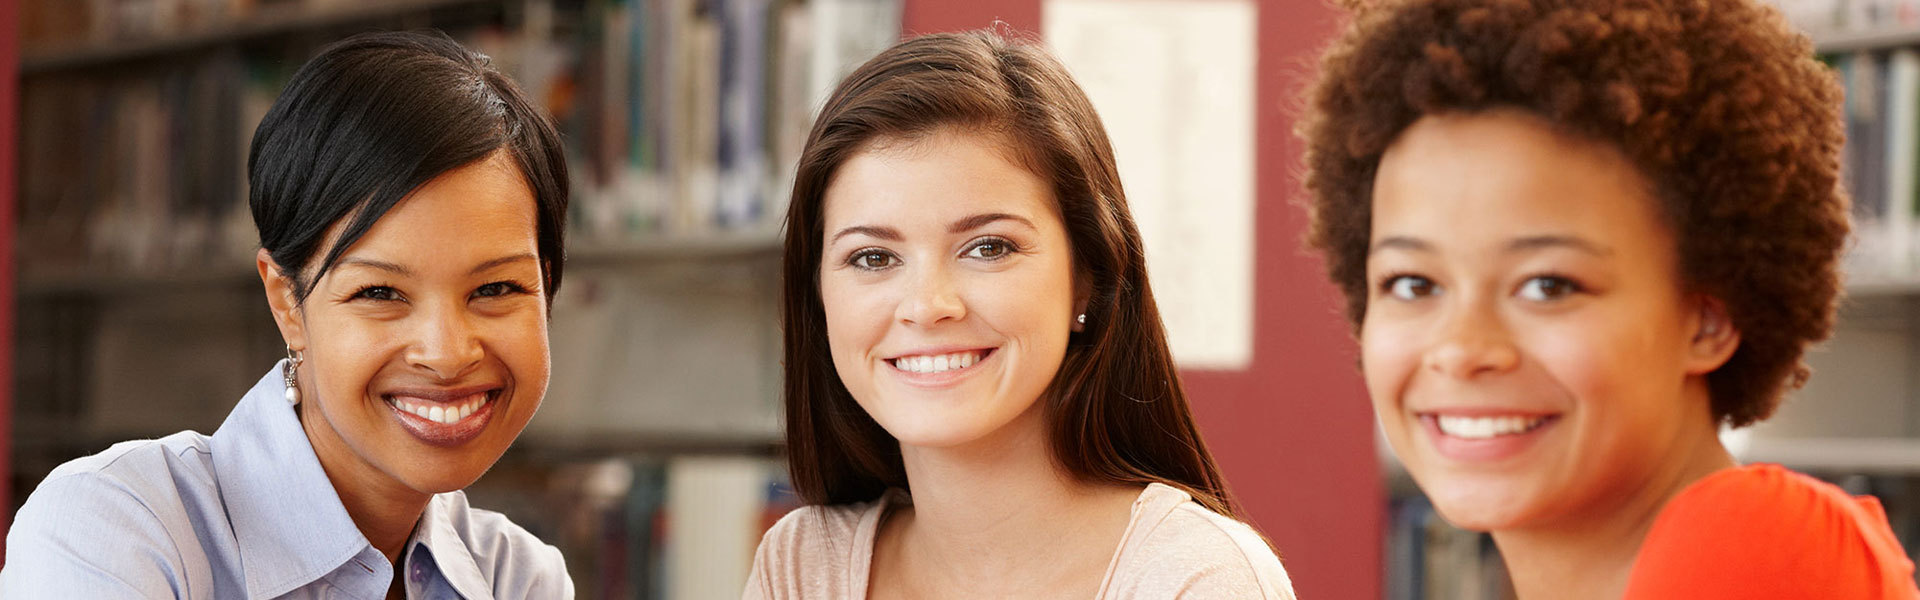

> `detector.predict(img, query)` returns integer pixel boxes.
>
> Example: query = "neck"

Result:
[298,405,431,565]
[1496,389,1734,600]
[885,404,1139,594]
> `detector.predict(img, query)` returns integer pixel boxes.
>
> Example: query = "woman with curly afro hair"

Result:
[1301,0,1920,597]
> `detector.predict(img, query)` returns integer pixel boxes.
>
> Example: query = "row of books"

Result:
[14,0,903,281]
[1833,49,1920,283]
[485,0,901,242]
[17,54,269,277]
[463,453,798,600]
[21,0,258,49]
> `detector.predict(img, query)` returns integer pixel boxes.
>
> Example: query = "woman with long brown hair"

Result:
[743,29,1293,599]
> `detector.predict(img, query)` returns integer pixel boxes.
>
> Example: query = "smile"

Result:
[383,387,501,447]
[1432,414,1555,440]
[888,349,993,374]
[389,393,490,425]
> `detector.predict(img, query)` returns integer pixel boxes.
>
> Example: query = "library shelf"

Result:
[1738,437,1920,474]
[1814,27,1920,54]
[22,0,503,74]
[1846,275,1920,298]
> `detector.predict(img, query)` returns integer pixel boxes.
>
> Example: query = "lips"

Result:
[383,386,502,447]
[887,349,992,374]
[883,348,997,387]
[1415,411,1562,462]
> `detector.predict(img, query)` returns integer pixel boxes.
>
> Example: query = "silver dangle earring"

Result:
[284,346,304,406]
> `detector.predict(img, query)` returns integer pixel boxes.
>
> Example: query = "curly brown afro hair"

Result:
[1298,0,1850,427]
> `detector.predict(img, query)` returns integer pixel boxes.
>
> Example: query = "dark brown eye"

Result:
[851,250,897,270]
[965,238,1016,260]
[355,286,402,301]
[1519,276,1582,301]
[473,282,528,298]
[1383,275,1437,300]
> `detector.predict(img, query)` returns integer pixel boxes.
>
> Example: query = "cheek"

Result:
[1519,310,1677,412]
[818,276,889,365]
[1359,315,1421,411]
[301,309,391,394]
[491,310,552,389]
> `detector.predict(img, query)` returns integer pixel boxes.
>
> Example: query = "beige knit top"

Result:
[741,483,1297,599]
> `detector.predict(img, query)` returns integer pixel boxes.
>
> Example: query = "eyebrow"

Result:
[335,253,539,278]
[337,257,412,277]
[948,212,1035,234]
[469,253,539,275]
[829,213,1038,245]
[1368,235,1613,256]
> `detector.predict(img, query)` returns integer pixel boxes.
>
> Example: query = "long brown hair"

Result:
[781,29,1236,516]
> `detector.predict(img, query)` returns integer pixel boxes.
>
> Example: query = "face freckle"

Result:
[817,128,1083,452]
[279,150,551,498]
[1361,109,1717,533]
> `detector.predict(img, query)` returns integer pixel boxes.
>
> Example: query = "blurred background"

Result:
[0,0,1915,598]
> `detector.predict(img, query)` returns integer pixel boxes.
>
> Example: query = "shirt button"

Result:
[411,562,427,581]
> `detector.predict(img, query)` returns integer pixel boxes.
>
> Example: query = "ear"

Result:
[1683,295,1740,376]
[258,248,309,352]
[1071,267,1094,333]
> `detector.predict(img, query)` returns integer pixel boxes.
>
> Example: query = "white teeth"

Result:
[1436,415,1548,440]
[390,394,489,425]
[892,351,984,374]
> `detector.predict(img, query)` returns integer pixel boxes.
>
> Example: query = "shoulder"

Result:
[427,492,573,597]
[3,433,216,596]
[16,432,215,529]
[758,499,875,550]
[1627,464,1920,599]
[1103,485,1297,600]
[744,494,895,600]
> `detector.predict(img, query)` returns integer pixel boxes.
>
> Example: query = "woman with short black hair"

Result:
[2,30,572,598]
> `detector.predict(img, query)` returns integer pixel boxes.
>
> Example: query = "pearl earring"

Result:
[284,346,304,406]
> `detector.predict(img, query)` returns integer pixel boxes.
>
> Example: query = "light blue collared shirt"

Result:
[0,362,572,599]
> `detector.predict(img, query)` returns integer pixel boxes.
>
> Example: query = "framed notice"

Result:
[1045,0,1256,370]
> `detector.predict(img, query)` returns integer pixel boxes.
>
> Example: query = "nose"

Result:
[896,263,966,326]
[1422,298,1519,379]
[407,302,485,380]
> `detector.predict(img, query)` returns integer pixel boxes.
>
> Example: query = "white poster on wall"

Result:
[1044,0,1256,370]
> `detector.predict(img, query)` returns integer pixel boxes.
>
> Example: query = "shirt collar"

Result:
[210,361,374,598]
[410,493,496,600]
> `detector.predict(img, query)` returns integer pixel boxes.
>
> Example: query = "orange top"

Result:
[1625,463,1920,599]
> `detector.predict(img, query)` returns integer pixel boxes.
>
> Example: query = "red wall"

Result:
[904,3,1377,599]
[1,0,19,560]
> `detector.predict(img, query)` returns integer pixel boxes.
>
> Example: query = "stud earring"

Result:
[284,346,304,406]
[1077,314,1087,325]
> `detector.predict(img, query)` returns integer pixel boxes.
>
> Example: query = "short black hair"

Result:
[249,29,569,302]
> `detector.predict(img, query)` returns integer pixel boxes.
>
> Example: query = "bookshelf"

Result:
[20,0,502,73]
[8,0,902,595]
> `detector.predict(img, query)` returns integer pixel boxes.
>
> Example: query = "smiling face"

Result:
[818,128,1084,451]
[1362,110,1736,532]
[264,150,550,498]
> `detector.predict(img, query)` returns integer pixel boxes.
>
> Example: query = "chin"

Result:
[883,419,991,450]
[1420,475,1551,532]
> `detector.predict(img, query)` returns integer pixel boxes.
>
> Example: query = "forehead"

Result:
[822,129,1057,230]
[1370,110,1669,250]
[328,153,539,264]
